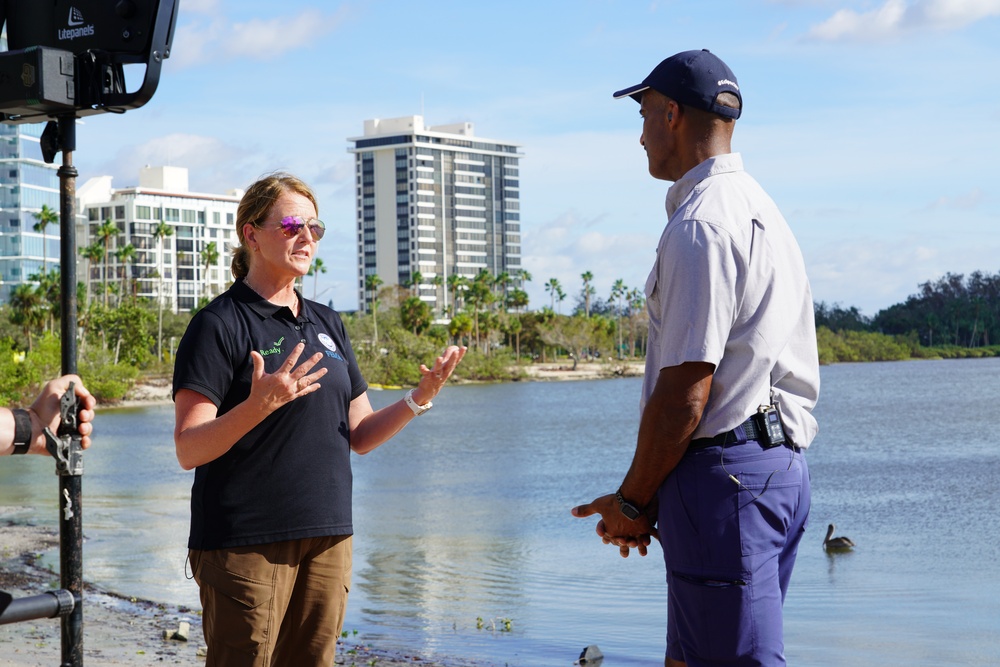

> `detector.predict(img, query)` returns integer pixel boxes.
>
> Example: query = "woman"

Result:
[172,172,465,667]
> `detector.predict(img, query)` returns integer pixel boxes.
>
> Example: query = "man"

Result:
[572,49,820,666]
[1,375,96,456]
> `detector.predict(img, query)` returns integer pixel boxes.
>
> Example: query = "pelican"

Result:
[823,523,855,551]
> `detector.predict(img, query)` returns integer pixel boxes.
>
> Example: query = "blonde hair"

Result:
[231,172,319,279]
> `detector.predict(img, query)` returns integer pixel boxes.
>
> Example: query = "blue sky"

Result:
[73,0,1000,315]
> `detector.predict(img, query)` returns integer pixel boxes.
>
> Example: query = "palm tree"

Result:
[95,218,118,307]
[9,283,45,351]
[504,315,523,361]
[407,270,424,297]
[152,220,173,361]
[494,271,511,312]
[545,277,562,311]
[467,270,495,351]
[79,242,104,306]
[581,271,595,318]
[429,275,444,315]
[446,274,467,316]
[448,312,473,347]
[115,243,136,304]
[611,279,627,358]
[32,204,58,275]
[200,241,220,298]
[307,257,327,299]
[401,296,432,334]
[516,269,532,310]
[506,288,529,314]
[627,287,645,357]
[30,268,60,334]
[365,273,383,343]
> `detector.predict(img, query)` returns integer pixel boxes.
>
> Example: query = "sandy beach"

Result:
[0,517,459,667]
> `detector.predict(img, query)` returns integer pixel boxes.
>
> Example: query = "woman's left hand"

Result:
[411,345,467,404]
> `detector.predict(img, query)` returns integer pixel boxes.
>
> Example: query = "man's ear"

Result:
[666,99,681,124]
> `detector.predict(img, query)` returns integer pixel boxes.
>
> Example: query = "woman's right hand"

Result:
[249,342,328,415]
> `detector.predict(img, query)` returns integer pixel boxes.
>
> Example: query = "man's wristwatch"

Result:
[616,487,642,521]
[404,389,433,416]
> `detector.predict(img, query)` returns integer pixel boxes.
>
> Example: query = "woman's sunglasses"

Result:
[276,215,325,241]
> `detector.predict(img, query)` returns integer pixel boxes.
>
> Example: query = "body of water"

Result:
[2,358,999,665]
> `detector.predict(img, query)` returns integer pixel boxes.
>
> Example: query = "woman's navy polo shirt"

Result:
[173,280,368,550]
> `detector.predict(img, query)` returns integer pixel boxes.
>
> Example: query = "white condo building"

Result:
[347,116,523,315]
[77,166,241,313]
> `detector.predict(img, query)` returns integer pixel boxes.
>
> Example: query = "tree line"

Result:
[814,270,1000,362]
[2,252,997,403]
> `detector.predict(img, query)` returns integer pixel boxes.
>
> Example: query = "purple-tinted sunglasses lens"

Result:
[279,216,325,240]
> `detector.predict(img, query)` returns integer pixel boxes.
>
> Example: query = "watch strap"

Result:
[404,389,432,416]
[11,408,32,455]
[616,487,641,521]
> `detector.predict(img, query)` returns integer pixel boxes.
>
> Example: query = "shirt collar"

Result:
[665,152,744,217]
[236,278,312,323]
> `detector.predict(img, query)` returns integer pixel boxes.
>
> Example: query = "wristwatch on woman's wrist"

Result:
[404,389,433,416]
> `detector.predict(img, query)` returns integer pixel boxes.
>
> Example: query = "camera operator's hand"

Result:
[1,375,97,456]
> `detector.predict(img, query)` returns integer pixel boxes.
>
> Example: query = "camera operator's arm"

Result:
[0,375,96,456]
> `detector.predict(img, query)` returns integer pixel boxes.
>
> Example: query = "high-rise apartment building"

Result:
[77,166,241,313]
[0,122,61,305]
[347,116,523,315]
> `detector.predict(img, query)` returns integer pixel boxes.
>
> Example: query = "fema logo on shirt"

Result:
[318,333,337,352]
[318,333,345,362]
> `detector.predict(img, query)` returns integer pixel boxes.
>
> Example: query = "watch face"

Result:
[617,490,641,520]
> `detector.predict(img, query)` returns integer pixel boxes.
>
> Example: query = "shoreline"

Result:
[0,518,481,667]
[107,361,646,409]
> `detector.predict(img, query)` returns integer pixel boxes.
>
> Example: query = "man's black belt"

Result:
[689,416,764,450]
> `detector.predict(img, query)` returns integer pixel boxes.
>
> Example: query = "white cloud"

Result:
[170,7,348,68]
[181,0,222,15]
[521,209,659,311]
[224,9,342,58]
[94,133,262,194]
[807,0,1000,41]
[805,232,999,315]
[925,187,985,210]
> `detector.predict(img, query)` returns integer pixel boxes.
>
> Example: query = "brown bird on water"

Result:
[823,523,856,551]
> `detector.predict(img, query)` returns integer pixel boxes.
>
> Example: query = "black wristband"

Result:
[12,408,32,455]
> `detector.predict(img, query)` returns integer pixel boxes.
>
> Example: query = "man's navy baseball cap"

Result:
[613,49,742,120]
